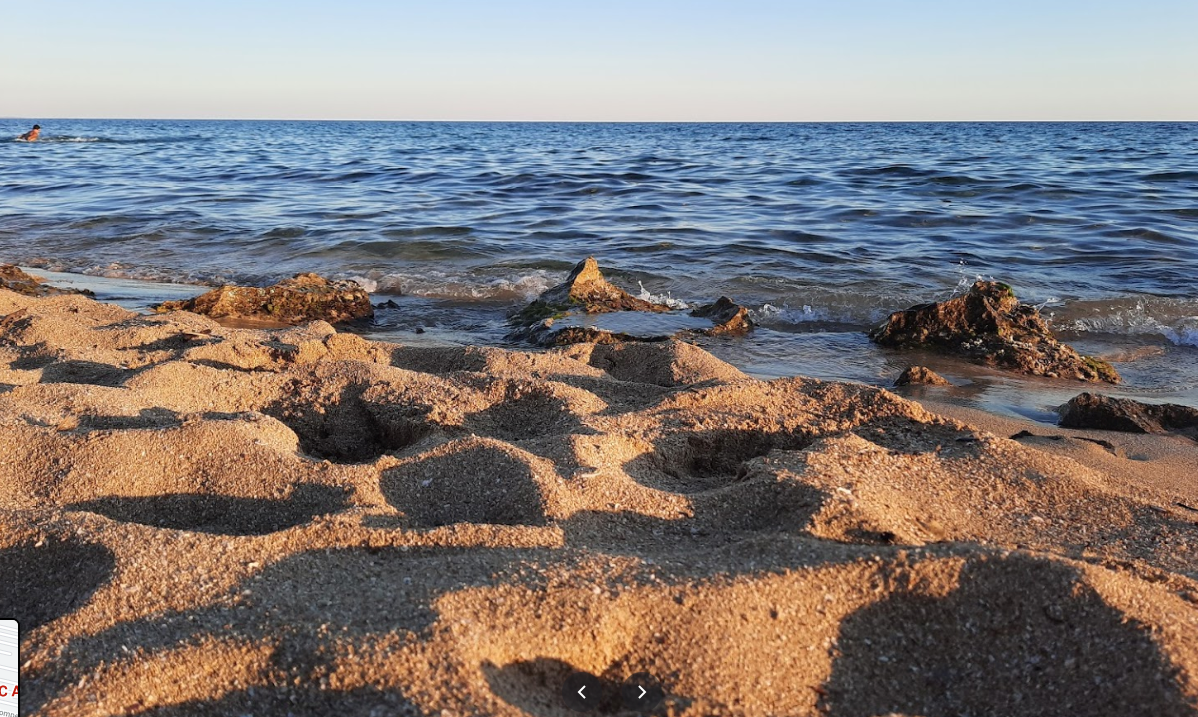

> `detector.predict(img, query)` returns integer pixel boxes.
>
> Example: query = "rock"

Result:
[894,366,952,386]
[511,259,754,347]
[534,324,667,347]
[1058,393,1198,438]
[155,273,373,326]
[0,265,93,298]
[510,258,671,345]
[690,297,753,336]
[514,257,669,324]
[869,281,1119,384]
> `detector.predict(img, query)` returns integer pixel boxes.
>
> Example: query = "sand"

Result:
[1,288,1196,716]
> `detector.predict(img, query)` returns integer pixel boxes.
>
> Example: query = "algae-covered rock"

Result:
[155,273,373,326]
[1059,392,1198,438]
[514,257,668,323]
[869,281,1119,383]
[511,258,756,347]
[0,265,94,298]
[690,296,753,336]
[510,258,671,345]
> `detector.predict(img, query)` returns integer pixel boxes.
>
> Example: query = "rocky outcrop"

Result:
[690,297,753,336]
[514,257,668,324]
[155,273,373,326]
[0,265,93,298]
[869,281,1119,383]
[1059,393,1198,438]
[894,366,952,387]
[511,258,757,346]
[510,258,671,346]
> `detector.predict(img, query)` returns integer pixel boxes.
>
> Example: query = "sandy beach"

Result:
[1,278,1196,716]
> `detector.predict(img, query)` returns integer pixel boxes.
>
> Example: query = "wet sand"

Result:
[2,287,1197,716]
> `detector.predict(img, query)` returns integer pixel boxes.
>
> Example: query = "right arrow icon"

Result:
[620,672,664,710]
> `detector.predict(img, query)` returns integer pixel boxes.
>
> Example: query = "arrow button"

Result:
[620,672,664,711]
[562,671,603,712]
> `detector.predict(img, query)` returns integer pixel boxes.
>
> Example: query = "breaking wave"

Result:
[1051,298,1198,348]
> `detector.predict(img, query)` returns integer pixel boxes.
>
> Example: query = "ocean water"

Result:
[3,120,1197,414]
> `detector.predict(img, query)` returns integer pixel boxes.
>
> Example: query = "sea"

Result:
[3,120,1197,419]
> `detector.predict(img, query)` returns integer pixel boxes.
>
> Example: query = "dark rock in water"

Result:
[155,273,373,326]
[534,324,669,347]
[1059,393,1198,438]
[869,280,1119,384]
[0,265,94,298]
[510,257,672,346]
[514,257,668,323]
[690,296,753,336]
[895,366,952,387]
[375,299,401,309]
[511,258,754,346]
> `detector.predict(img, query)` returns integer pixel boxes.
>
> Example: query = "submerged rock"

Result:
[514,257,668,323]
[510,258,671,345]
[512,258,756,346]
[155,273,373,326]
[690,296,753,336]
[1059,392,1198,438]
[869,281,1119,383]
[0,265,93,298]
[894,366,952,387]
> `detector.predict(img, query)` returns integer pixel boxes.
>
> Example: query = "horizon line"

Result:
[4,117,1196,124]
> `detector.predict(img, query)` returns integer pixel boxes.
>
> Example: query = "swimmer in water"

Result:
[18,124,41,141]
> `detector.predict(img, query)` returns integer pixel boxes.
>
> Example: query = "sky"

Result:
[2,0,1196,121]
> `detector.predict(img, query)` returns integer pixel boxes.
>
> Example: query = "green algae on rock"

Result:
[515,257,668,322]
[511,259,757,346]
[154,273,373,326]
[510,257,671,345]
[870,280,1119,384]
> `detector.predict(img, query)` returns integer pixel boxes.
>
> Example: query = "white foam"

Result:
[637,281,689,309]
[356,268,558,301]
[752,302,886,327]
[1053,299,1198,348]
[344,275,379,293]
[1165,327,1198,348]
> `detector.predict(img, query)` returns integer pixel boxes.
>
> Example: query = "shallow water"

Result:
[5,121,1197,413]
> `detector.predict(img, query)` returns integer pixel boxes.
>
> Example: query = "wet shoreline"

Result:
[25,266,1198,424]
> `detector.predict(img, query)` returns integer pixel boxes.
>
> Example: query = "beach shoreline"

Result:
[3,279,1197,715]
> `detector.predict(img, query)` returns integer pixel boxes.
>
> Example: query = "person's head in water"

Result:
[19,124,40,141]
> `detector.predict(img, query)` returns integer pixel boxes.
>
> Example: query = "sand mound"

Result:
[2,289,1196,716]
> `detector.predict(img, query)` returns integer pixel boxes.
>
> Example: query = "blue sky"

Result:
[3,0,1195,120]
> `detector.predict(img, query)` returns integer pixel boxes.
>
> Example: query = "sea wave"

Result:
[40,136,102,143]
[751,302,889,329]
[1051,298,1198,348]
[17,258,233,287]
[346,268,559,301]
[636,282,689,309]
[7,135,203,144]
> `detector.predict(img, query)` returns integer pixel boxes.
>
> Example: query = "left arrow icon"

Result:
[563,671,602,711]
